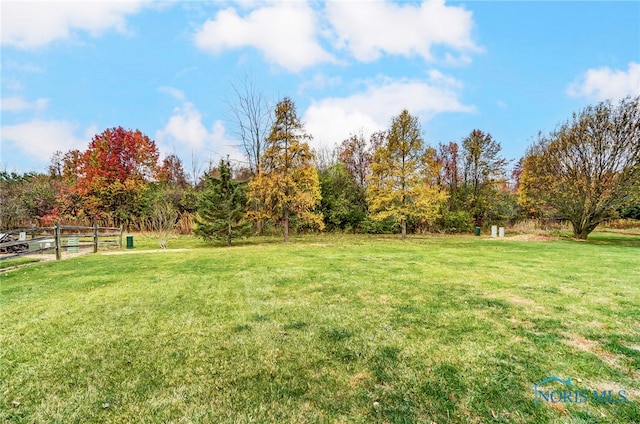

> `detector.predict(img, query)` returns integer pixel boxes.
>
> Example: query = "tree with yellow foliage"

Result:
[367,109,448,239]
[247,97,323,242]
[519,96,640,239]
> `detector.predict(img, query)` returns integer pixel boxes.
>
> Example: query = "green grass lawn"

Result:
[0,257,41,270]
[1,234,639,423]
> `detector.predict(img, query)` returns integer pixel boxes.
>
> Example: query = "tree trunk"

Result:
[227,218,232,246]
[401,218,406,239]
[283,208,289,243]
[572,220,598,240]
[257,219,264,236]
[576,230,589,240]
[253,200,263,236]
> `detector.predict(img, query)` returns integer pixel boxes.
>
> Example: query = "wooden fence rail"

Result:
[0,224,122,261]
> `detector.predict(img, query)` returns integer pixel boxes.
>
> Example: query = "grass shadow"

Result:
[584,233,640,247]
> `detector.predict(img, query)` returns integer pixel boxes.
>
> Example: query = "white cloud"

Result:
[155,100,244,165]
[1,120,88,162]
[567,62,640,102]
[303,74,475,149]
[298,72,342,94]
[326,0,480,63]
[194,2,334,72]
[1,96,49,112]
[158,86,187,102]
[209,120,245,163]
[156,102,211,151]
[304,106,382,151]
[1,1,148,48]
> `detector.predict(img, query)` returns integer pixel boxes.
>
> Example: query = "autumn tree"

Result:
[195,158,250,246]
[519,96,640,239]
[510,157,524,192]
[46,150,85,223]
[157,154,188,187]
[337,130,373,187]
[431,141,476,232]
[460,129,511,226]
[316,130,374,232]
[0,171,35,229]
[146,153,199,234]
[367,109,447,239]
[247,97,323,242]
[50,149,83,187]
[436,142,461,207]
[0,171,64,228]
[76,127,159,226]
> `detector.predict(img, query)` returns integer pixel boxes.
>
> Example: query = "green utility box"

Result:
[68,236,79,253]
[474,226,481,236]
[126,235,134,249]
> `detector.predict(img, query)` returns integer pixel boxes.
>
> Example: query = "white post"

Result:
[499,227,505,238]
[491,225,497,238]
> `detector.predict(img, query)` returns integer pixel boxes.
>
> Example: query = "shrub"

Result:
[440,210,474,233]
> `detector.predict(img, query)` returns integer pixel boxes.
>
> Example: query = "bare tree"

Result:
[189,150,204,187]
[313,144,337,172]
[227,75,272,175]
[147,194,178,249]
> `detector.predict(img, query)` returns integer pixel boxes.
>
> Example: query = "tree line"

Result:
[1,95,638,243]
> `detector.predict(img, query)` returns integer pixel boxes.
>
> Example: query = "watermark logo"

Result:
[533,376,628,405]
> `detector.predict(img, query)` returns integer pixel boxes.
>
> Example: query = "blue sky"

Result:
[1,1,639,177]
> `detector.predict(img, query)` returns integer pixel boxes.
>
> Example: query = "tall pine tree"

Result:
[247,97,323,242]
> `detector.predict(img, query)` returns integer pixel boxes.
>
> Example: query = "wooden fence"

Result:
[0,224,122,261]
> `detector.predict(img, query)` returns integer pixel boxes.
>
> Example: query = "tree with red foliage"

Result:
[76,127,159,226]
[79,127,158,186]
[337,130,374,188]
[157,154,188,187]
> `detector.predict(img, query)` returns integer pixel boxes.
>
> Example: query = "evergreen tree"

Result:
[195,158,250,246]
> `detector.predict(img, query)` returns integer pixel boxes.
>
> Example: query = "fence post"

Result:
[93,224,99,253]
[119,226,123,249]
[54,222,61,260]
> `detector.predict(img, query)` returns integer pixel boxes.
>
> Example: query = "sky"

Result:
[1,0,639,177]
